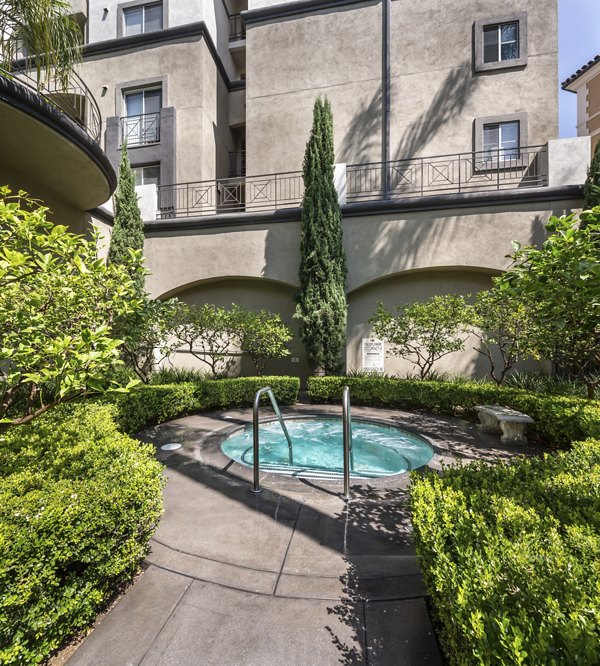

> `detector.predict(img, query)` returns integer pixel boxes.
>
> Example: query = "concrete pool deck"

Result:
[67,404,539,665]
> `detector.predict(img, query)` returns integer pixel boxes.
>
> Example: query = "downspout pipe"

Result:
[382,0,391,197]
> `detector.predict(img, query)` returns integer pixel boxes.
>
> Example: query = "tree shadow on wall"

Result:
[340,85,384,165]
[392,63,479,163]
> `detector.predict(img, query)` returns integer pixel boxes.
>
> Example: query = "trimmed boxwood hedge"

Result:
[307,376,600,448]
[0,402,164,664]
[111,376,301,433]
[309,376,600,663]
[411,439,600,665]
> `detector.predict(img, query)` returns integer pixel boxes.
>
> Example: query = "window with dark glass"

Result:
[483,121,520,160]
[134,165,160,186]
[123,2,163,36]
[122,87,162,145]
[483,22,519,63]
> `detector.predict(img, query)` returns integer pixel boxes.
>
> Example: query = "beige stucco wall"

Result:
[146,198,579,300]
[80,36,232,186]
[347,269,494,377]
[144,195,580,378]
[245,0,558,175]
[246,2,383,175]
[145,220,301,298]
[167,278,310,378]
[86,0,236,79]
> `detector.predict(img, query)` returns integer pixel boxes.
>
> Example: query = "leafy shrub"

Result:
[411,439,600,665]
[150,367,209,384]
[111,376,301,433]
[307,376,600,448]
[109,383,200,434]
[0,403,164,664]
[0,187,143,427]
[503,370,591,398]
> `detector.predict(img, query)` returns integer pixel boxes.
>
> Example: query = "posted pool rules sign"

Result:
[361,338,385,373]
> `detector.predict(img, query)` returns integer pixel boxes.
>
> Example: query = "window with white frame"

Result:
[483,22,519,63]
[123,2,163,36]
[482,121,520,160]
[474,13,527,73]
[122,87,162,145]
[133,164,160,187]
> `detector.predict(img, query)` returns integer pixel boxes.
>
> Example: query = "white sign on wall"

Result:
[361,338,385,373]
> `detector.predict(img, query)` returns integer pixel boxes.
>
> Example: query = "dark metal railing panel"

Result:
[156,145,548,220]
[346,146,548,203]
[1,66,102,142]
[121,112,161,147]
[157,170,304,219]
[229,14,246,41]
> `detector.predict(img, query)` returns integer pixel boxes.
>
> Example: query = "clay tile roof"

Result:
[562,54,600,90]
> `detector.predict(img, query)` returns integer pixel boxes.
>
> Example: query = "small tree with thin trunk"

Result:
[471,285,541,385]
[172,303,238,378]
[108,142,145,298]
[233,306,292,376]
[369,296,472,380]
[294,97,347,374]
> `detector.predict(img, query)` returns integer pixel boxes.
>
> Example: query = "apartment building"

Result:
[563,54,600,155]
[2,0,586,377]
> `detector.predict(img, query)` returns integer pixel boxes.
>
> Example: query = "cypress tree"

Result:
[294,98,347,374]
[584,140,600,210]
[108,142,145,297]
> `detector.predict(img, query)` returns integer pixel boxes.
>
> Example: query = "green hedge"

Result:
[111,376,301,433]
[0,403,164,664]
[307,376,600,448]
[411,438,600,665]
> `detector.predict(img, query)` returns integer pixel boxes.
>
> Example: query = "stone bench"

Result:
[475,404,534,444]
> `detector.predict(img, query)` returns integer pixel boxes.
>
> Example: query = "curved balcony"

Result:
[0,66,116,214]
[1,66,102,142]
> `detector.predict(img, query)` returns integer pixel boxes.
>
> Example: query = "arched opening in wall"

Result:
[158,276,309,379]
[347,267,498,379]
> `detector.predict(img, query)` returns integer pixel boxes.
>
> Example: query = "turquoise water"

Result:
[221,418,434,478]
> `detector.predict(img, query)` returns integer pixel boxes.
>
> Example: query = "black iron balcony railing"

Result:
[346,145,548,202]
[1,66,102,142]
[229,14,246,41]
[156,145,548,219]
[121,112,160,147]
[229,150,246,177]
[158,170,303,219]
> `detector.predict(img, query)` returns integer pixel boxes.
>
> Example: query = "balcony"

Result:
[156,145,551,220]
[121,112,161,147]
[0,66,116,213]
[158,170,303,219]
[2,66,101,142]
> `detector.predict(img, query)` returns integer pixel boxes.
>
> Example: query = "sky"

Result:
[559,0,600,137]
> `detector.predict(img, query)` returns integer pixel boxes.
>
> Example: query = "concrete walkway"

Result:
[68,404,533,665]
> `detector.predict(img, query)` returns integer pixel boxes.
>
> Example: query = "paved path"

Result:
[68,405,532,665]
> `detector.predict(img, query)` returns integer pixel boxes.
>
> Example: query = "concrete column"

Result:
[334,163,347,206]
[547,136,591,187]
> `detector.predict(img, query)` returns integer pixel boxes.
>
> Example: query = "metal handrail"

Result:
[121,111,161,146]
[0,66,102,142]
[156,144,548,220]
[342,386,354,500]
[229,13,246,41]
[250,386,293,494]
